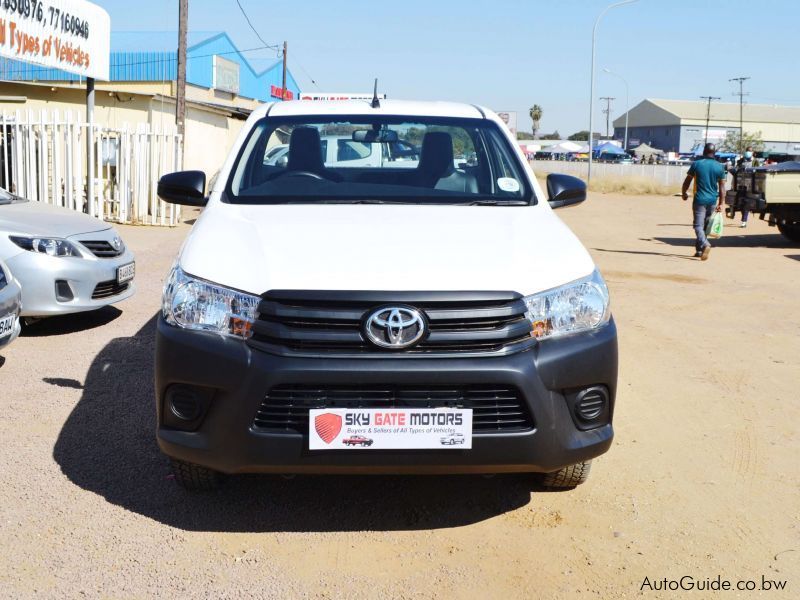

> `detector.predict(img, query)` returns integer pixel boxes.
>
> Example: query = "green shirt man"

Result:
[681,143,726,260]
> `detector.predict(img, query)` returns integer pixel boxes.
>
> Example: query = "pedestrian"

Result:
[681,142,726,260]
[735,146,755,228]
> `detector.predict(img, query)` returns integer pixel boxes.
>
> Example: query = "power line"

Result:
[600,96,615,138]
[730,76,750,153]
[700,96,720,145]
[235,0,281,52]
[292,53,322,91]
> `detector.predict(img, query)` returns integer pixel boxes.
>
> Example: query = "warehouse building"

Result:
[613,99,800,155]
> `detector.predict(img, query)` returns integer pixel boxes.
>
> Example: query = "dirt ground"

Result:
[1,193,798,599]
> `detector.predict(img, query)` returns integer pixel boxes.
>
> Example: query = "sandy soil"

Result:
[0,195,798,599]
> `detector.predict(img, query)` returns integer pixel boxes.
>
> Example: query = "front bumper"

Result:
[155,316,618,475]
[0,278,22,349]
[6,247,136,317]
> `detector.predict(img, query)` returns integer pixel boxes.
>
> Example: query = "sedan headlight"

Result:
[523,270,610,340]
[9,235,81,257]
[162,266,260,339]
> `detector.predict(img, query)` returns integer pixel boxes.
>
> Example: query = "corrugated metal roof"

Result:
[647,98,800,123]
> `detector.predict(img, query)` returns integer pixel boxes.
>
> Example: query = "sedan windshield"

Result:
[227,116,534,205]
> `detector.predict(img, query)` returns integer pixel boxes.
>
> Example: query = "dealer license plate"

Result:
[117,262,135,284]
[0,313,15,339]
[309,408,473,450]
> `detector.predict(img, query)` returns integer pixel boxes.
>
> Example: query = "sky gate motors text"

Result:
[344,412,465,427]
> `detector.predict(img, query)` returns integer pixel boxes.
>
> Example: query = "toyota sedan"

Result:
[0,258,21,349]
[0,188,135,317]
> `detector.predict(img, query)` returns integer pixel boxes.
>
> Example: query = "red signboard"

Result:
[270,85,294,100]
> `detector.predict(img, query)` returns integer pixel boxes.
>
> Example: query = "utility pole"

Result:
[600,96,615,139]
[176,0,188,140]
[730,76,750,154]
[281,41,288,99]
[86,77,95,216]
[700,96,720,146]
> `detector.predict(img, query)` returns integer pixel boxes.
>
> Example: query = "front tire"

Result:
[777,222,800,243]
[170,459,224,491]
[539,461,592,489]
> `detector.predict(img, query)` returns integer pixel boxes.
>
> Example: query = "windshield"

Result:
[226,116,534,205]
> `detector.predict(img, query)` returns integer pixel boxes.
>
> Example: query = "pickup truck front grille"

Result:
[253,385,534,434]
[249,290,535,357]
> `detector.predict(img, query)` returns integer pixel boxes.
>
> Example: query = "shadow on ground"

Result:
[22,307,122,337]
[786,254,800,262]
[654,233,799,250]
[53,315,533,533]
[593,247,694,260]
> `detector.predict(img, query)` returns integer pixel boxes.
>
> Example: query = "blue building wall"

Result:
[185,33,300,101]
[0,32,300,102]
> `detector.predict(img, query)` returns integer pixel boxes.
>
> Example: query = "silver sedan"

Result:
[0,258,21,349]
[0,188,135,317]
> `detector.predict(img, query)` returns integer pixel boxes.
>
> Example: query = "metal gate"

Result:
[0,109,183,226]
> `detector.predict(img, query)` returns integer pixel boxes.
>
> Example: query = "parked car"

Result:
[342,436,374,447]
[725,161,800,242]
[265,135,420,169]
[0,187,135,317]
[0,258,21,350]
[155,99,617,491]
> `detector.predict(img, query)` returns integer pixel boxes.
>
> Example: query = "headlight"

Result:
[9,236,81,257]
[0,263,7,290]
[162,266,260,339]
[523,269,610,340]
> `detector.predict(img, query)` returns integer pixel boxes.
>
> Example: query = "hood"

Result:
[0,200,111,238]
[179,202,596,297]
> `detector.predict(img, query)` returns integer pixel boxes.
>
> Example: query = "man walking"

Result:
[681,143,726,260]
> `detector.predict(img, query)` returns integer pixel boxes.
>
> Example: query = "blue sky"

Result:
[99,0,799,136]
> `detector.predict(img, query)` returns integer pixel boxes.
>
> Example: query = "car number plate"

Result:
[0,313,15,339]
[309,408,472,450]
[117,262,135,284]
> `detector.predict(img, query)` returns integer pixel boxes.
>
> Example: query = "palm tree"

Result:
[529,105,543,139]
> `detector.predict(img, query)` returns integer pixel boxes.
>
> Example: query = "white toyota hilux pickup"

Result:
[156,99,617,490]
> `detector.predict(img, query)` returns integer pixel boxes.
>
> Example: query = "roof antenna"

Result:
[371,78,381,108]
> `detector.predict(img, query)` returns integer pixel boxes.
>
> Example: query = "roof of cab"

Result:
[252,99,488,120]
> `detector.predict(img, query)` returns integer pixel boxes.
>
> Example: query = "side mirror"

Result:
[157,170,207,206]
[547,173,586,209]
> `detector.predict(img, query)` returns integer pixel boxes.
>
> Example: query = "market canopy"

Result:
[630,143,664,157]
[541,141,583,153]
[595,142,626,155]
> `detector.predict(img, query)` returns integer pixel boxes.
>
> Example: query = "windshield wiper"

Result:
[462,199,529,206]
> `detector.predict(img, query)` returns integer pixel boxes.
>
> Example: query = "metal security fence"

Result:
[0,110,183,226]
[531,159,690,188]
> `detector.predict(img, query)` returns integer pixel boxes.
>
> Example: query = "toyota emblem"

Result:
[364,306,426,349]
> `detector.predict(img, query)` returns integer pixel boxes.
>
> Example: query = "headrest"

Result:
[287,127,325,173]
[419,132,454,177]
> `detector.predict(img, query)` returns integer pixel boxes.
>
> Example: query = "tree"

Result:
[529,104,543,138]
[567,130,602,141]
[539,130,561,140]
[568,130,589,141]
[720,130,765,154]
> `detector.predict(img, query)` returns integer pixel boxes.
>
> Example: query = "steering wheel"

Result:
[271,170,327,181]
